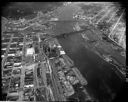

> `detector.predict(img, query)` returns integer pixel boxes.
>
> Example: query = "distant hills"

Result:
[2,2,63,19]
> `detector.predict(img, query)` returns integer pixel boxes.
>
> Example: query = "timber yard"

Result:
[1,2,126,102]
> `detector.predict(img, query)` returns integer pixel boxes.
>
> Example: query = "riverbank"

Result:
[57,33,125,102]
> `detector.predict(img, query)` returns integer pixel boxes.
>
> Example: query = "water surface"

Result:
[57,32,124,101]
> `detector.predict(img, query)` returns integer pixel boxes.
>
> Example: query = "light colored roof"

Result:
[14,63,21,66]
[2,48,7,50]
[24,84,34,88]
[8,92,19,96]
[25,64,36,70]
[26,48,35,55]
[57,45,62,48]
[60,51,65,55]
[1,55,4,57]
[19,43,24,45]
[8,54,15,56]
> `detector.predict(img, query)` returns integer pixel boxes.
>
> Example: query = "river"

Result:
[52,3,125,102]
[57,32,124,101]
[2,2,125,101]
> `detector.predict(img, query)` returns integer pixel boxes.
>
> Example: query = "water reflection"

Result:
[52,21,78,35]
[57,32,124,102]
[2,2,125,101]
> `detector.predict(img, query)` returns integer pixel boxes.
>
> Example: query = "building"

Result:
[2,16,93,102]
